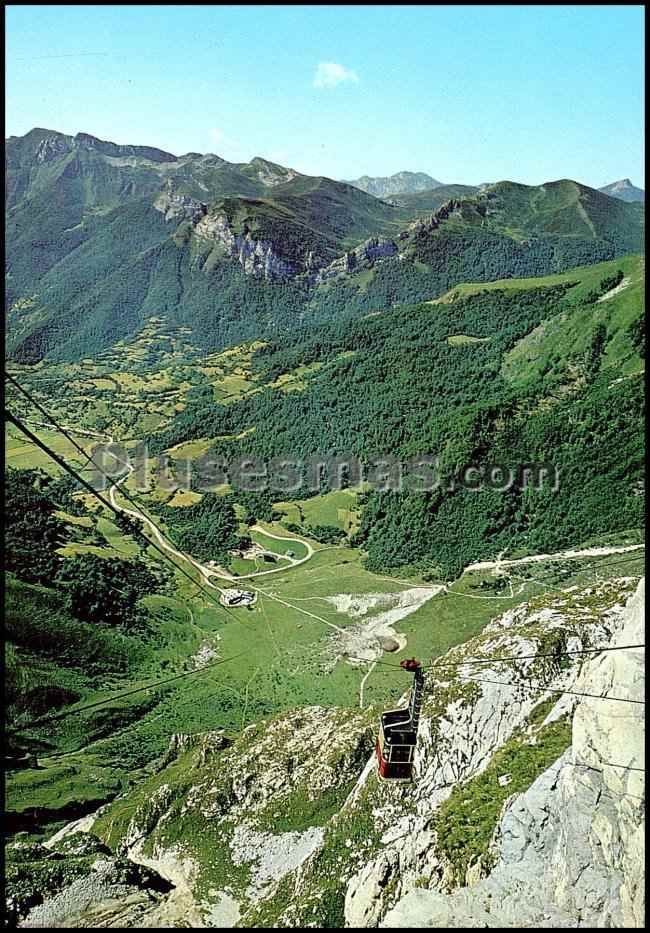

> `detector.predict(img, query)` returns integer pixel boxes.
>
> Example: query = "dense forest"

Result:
[147,272,644,577]
[158,492,242,564]
[5,469,168,628]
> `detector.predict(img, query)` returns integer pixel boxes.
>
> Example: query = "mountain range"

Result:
[346,170,645,204]
[5,128,645,929]
[5,128,645,364]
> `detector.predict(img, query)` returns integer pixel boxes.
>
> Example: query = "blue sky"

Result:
[5,4,645,187]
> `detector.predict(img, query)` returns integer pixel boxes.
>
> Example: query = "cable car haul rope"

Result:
[4,375,645,789]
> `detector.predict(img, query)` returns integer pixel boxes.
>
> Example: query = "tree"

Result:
[5,468,65,584]
[56,554,162,628]
[586,323,607,377]
[114,512,150,552]
[165,493,240,564]
[628,314,645,359]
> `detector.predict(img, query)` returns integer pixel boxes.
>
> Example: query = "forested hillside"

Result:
[147,256,645,577]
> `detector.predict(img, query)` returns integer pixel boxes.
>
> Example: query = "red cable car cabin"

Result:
[376,658,425,782]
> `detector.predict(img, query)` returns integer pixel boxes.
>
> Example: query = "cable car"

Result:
[376,658,425,782]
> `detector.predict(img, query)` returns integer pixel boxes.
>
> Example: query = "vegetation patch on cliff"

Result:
[434,714,572,885]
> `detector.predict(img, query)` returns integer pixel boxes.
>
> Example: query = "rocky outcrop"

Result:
[6,832,172,927]
[194,210,297,280]
[153,186,207,224]
[382,579,645,928]
[314,236,398,283]
[23,577,644,928]
[250,157,301,188]
[408,198,470,236]
[260,577,642,928]
[35,134,71,163]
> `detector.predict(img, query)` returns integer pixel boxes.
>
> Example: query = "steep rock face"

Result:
[314,236,398,283]
[382,579,645,928]
[408,197,477,236]
[252,577,642,928]
[34,134,72,163]
[86,707,374,924]
[7,833,172,927]
[194,210,297,280]
[153,186,207,224]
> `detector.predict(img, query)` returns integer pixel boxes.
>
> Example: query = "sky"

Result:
[5,4,645,188]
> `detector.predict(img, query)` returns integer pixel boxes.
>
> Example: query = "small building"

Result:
[221,589,256,608]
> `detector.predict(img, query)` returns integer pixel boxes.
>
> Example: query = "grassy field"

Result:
[166,438,214,460]
[251,525,311,560]
[5,423,97,474]
[275,488,362,533]
[447,334,491,346]
[430,254,643,307]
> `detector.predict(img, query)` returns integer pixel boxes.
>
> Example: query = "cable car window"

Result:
[391,746,412,763]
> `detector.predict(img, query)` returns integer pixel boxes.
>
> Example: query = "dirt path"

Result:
[359,662,377,708]
[202,525,315,581]
[464,543,644,574]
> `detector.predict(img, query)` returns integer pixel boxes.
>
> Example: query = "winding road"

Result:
[48,424,646,642]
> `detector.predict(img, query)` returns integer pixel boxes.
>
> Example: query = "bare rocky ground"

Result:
[328,587,443,661]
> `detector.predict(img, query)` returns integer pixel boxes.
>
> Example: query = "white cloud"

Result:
[209,127,224,145]
[313,62,359,89]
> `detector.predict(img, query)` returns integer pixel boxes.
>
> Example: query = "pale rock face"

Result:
[153,189,206,224]
[345,849,400,927]
[381,579,645,929]
[231,824,325,901]
[408,198,465,236]
[314,236,398,284]
[35,135,71,163]
[194,210,296,281]
[251,159,300,188]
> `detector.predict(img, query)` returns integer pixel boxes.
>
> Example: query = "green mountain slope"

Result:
[147,255,645,577]
[385,183,479,212]
[5,130,645,365]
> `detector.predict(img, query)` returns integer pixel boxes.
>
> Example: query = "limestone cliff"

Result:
[21,577,644,927]
[383,578,645,928]
[193,209,298,281]
[314,237,399,284]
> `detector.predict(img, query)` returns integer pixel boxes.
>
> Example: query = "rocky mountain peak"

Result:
[345,170,444,198]
[599,178,645,203]
[249,157,301,187]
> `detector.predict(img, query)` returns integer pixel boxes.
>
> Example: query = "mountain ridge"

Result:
[343,170,443,197]
[5,128,645,364]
